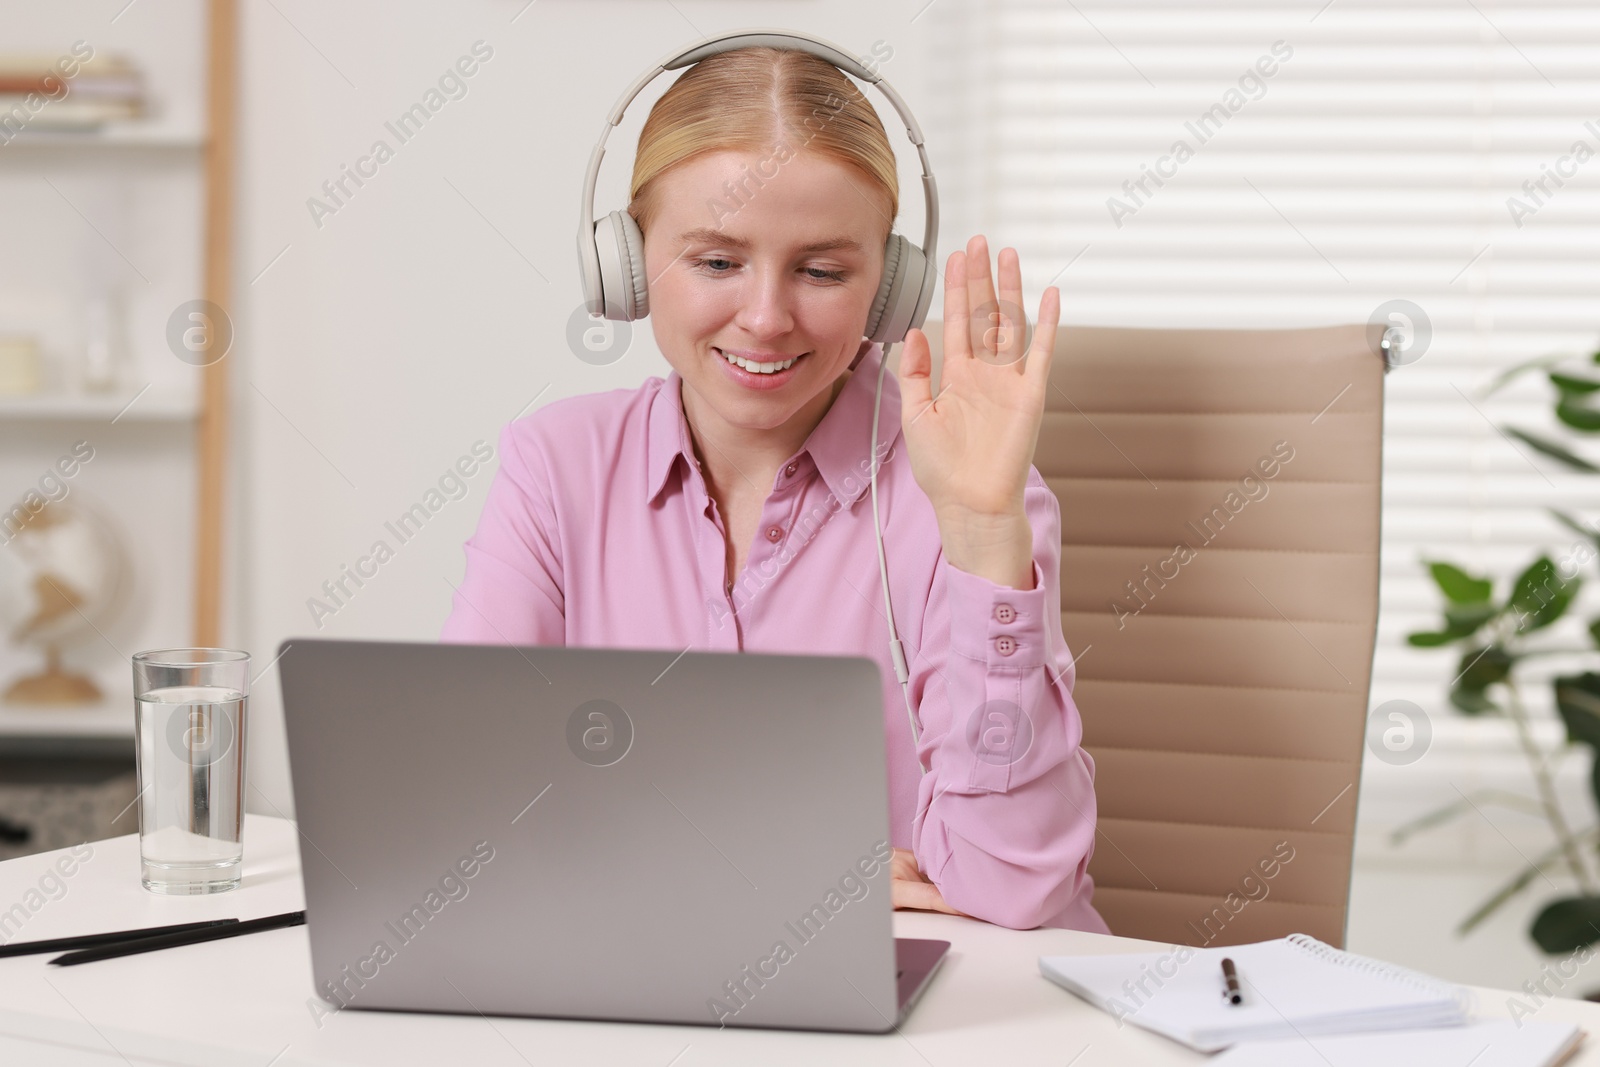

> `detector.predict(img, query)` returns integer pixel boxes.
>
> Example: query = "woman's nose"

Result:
[733,270,795,338]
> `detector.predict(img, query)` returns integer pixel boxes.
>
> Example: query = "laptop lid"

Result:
[277,637,915,1033]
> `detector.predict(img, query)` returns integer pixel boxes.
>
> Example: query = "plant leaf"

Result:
[1557,398,1600,432]
[1482,353,1572,397]
[1531,897,1600,953]
[1552,673,1600,813]
[1450,645,1513,717]
[1450,684,1500,715]
[1504,426,1600,474]
[1552,372,1600,395]
[1510,557,1579,631]
[1593,756,1600,833]
[1444,603,1499,635]
[1457,645,1514,689]
[1407,603,1500,647]
[1554,674,1600,748]
[1551,508,1600,547]
[1590,617,1600,650]
[1427,561,1493,604]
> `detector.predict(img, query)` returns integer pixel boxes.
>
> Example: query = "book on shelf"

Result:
[0,53,145,128]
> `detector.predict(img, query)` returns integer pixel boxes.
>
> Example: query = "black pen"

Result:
[49,911,306,967]
[1221,957,1242,1005]
[0,919,239,959]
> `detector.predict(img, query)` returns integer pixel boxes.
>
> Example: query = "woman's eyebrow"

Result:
[674,227,864,254]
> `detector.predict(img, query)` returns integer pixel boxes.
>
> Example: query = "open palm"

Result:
[896,235,1060,522]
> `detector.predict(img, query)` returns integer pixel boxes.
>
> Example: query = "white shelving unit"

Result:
[0,3,224,758]
[1,124,205,150]
[0,386,198,421]
[1,698,132,740]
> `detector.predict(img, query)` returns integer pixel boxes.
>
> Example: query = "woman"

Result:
[441,44,1108,934]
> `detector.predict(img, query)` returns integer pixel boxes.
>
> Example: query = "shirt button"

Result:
[784,463,797,476]
[765,526,783,542]
[995,635,1016,656]
[994,604,1016,624]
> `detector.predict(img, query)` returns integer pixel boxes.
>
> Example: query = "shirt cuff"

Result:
[946,557,1051,669]
[942,557,1054,794]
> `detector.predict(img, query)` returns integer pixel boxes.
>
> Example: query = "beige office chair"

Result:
[915,320,1385,947]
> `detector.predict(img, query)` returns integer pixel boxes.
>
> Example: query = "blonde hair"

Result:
[626,46,898,243]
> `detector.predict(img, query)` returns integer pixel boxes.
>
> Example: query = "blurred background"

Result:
[2,0,1598,997]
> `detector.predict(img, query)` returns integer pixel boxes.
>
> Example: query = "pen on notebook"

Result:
[48,911,306,967]
[0,919,239,959]
[1221,957,1242,1005]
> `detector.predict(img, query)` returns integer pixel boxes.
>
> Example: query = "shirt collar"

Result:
[646,341,901,508]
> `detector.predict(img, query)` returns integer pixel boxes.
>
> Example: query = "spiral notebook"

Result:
[1039,933,1473,1052]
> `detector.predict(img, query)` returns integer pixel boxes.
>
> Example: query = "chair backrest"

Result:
[915,321,1385,947]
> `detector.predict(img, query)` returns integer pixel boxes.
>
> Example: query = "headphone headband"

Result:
[669,29,884,83]
[576,26,939,342]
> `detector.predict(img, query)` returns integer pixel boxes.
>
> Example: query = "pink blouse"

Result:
[440,341,1109,933]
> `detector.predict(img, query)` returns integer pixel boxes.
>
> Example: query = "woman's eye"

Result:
[690,258,846,283]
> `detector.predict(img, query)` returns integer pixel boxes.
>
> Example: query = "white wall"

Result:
[232,1,953,816]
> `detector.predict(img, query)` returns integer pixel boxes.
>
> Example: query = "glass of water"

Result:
[132,648,249,894]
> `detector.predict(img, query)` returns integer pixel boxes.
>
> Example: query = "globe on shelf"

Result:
[0,493,130,706]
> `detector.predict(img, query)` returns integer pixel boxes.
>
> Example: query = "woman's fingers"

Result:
[950,236,1032,372]
[896,327,935,421]
[1026,285,1061,394]
[998,246,1026,371]
[894,877,954,914]
[889,847,971,916]
[943,250,971,363]
[890,847,923,880]
[965,235,1000,360]
[892,876,971,916]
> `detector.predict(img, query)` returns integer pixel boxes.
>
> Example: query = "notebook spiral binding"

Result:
[1284,934,1480,1015]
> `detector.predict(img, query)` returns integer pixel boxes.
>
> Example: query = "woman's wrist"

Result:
[936,507,1036,590]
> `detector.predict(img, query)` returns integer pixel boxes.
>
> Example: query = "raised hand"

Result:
[895,235,1061,590]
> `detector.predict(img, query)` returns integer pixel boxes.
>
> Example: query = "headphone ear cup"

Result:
[865,233,903,344]
[865,233,931,346]
[593,210,650,320]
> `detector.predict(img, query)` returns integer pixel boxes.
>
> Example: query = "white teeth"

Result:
[719,349,798,374]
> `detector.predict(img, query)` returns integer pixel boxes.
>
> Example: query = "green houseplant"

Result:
[1405,344,1600,959]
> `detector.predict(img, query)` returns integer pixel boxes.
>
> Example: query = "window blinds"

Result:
[923,0,1600,720]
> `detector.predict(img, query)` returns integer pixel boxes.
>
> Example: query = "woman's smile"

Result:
[713,347,810,389]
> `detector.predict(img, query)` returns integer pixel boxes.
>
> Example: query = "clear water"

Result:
[135,684,246,894]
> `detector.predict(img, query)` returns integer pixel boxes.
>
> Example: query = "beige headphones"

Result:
[575,27,940,355]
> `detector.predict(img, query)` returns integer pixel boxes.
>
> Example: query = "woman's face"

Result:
[641,148,890,437]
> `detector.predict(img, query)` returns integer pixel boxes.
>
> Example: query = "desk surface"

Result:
[0,815,1594,1066]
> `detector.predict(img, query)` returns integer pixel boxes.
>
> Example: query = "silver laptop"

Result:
[276,637,950,1033]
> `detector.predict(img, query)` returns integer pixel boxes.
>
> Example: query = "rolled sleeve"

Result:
[909,472,1109,933]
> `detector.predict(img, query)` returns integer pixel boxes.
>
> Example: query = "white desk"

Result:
[0,815,1594,1066]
